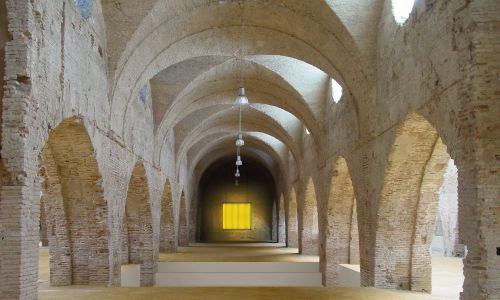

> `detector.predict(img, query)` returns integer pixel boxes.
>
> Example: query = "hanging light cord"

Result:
[239,0,245,88]
[235,0,245,181]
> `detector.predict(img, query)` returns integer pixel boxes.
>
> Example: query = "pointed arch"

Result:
[323,156,359,286]
[278,193,286,244]
[300,177,319,255]
[178,192,189,247]
[287,188,299,248]
[38,117,109,286]
[375,113,452,292]
[160,179,176,252]
[122,162,154,286]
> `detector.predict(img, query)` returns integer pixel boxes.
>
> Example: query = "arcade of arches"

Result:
[0,0,498,300]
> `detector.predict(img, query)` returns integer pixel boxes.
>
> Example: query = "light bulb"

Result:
[235,87,249,105]
[236,156,243,166]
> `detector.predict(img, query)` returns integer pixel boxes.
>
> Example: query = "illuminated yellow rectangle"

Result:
[222,203,252,230]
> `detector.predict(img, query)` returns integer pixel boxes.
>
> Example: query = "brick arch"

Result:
[300,177,319,255]
[374,113,451,292]
[323,156,359,286]
[38,117,109,286]
[278,193,286,244]
[121,161,154,286]
[160,179,175,252]
[178,192,188,247]
[287,188,299,248]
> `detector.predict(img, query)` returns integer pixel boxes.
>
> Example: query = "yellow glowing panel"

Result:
[222,203,252,230]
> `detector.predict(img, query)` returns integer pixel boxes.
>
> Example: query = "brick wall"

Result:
[286,188,299,248]
[0,0,498,299]
[278,194,286,244]
[160,180,176,252]
[299,177,319,255]
[321,157,358,286]
[178,192,188,247]
[122,162,155,286]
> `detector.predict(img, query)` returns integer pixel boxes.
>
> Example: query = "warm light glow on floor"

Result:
[222,203,252,230]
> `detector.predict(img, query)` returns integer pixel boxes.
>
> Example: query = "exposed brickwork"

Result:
[300,178,319,255]
[0,0,498,299]
[122,162,155,287]
[278,194,286,244]
[160,180,176,252]
[272,200,278,242]
[410,138,450,292]
[374,114,441,290]
[321,157,359,286]
[178,193,188,247]
[39,118,109,286]
[286,189,299,248]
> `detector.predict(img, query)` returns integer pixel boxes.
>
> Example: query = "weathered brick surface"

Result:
[299,178,319,255]
[160,180,176,252]
[122,162,155,286]
[321,157,359,286]
[278,194,286,244]
[286,188,299,248]
[0,0,498,299]
[39,118,109,286]
[177,192,188,247]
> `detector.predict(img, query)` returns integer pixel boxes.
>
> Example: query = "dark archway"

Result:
[197,156,277,242]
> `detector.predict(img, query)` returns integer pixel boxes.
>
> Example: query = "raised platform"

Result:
[154,261,322,287]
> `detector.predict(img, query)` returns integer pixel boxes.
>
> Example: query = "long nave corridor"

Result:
[1,0,498,299]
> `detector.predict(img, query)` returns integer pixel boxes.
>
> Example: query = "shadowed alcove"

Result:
[197,156,277,243]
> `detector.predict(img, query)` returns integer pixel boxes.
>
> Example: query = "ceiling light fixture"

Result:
[234,0,248,182]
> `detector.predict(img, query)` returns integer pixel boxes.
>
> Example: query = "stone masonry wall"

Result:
[0,1,498,299]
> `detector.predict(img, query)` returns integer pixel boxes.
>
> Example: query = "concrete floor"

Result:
[38,245,463,300]
[159,244,318,262]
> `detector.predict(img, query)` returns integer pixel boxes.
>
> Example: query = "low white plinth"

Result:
[155,261,321,287]
[121,264,140,287]
[338,264,360,287]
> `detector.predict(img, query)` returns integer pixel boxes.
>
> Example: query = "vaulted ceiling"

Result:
[101,0,384,188]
